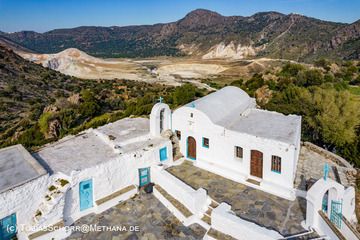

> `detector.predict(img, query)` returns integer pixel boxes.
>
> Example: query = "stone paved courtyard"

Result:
[294,144,354,191]
[68,192,206,240]
[167,161,307,236]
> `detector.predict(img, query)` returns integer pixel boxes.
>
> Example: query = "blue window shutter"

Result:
[1,213,17,239]
[160,147,167,161]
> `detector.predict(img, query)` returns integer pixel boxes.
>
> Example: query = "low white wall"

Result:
[343,187,357,223]
[151,166,207,215]
[211,203,283,240]
[317,212,341,240]
[341,219,359,240]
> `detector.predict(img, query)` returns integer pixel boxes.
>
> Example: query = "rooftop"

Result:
[33,118,166,175]
[228,109,301,145]
[186,86,301,145]
[186,86,257,126]
[0,144,47,193]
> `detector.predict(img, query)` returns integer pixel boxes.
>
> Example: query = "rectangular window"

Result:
[175,130,181,140]
[202,137,209,148]
[235,146,243,159]
[160,147,168,161]
[271,155,281,173]
[190,113,194,118]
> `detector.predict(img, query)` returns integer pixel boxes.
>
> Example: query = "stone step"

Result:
[95,185,136,206]
[207,228,237,240]
[154,184,192,218]
[202,214,211,225]
[28,221,64,240]
[210,200,219,209]
[205,208,213,216]
[246,178,261,186]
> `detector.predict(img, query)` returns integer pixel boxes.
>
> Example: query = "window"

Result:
[271,155,281,173]
[202,137,209,148]
[175,130,181,140]
[235,146,243,158]
[160,147,168,161]
[190,113,193,118]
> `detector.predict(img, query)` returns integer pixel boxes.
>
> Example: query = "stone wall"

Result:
[303,142,354,169]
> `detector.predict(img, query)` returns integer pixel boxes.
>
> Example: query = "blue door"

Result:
[79,179,93,211]
[139,168,150,187]
[0,213,17,240]
[160,147,168,161]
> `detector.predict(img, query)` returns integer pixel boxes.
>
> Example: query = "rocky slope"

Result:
[1,9,359,61]
[0,44,87,140]
[18,48,149,81]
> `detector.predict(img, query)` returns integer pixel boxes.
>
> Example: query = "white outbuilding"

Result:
[160,86,302,200]
[0,118,173,240]
[0,145,49,240]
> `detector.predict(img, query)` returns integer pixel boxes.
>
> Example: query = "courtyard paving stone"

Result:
[67,192,206,240]
[167,161,307,236]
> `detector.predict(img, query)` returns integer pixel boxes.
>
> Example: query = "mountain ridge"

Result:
[1,9,359,61]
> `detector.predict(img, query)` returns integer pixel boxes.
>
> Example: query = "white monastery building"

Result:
[170,86,302,200]
[0,86,357,240]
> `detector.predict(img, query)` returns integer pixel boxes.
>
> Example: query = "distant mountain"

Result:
[0,35,35,53]
[1,9,360,61]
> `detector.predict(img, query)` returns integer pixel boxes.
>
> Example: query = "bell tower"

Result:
[150,97,171,137]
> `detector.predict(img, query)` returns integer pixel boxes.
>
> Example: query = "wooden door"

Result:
[250,150,263,178]
[187,136,196,160]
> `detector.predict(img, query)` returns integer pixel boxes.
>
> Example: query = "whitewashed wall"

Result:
[63,140,173,224]
[211,203,283,240]
[172,106,297,200]
[306,178,358,239]
[151,165,207,215]
[150,103,172,137]
[317,213,342,240]
[0,175,49,240]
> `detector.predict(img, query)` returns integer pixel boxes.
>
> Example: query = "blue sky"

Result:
[0,0,359,33]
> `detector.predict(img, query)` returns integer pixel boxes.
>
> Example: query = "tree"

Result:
[266,86,360,150]
[309,88,360,148]
[79,101,100,118]
[173,84,196,106]
[314,58,331,71]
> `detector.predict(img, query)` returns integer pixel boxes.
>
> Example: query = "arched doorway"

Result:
[160,108,165,133]
[250,150,263,178]
[322,190,329,212]
[187,136,196,160]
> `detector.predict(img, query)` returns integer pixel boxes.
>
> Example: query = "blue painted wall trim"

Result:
[202,137,209,148]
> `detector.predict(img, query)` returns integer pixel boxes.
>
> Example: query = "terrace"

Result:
[166,160,306,236]
[68,192,206,239]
